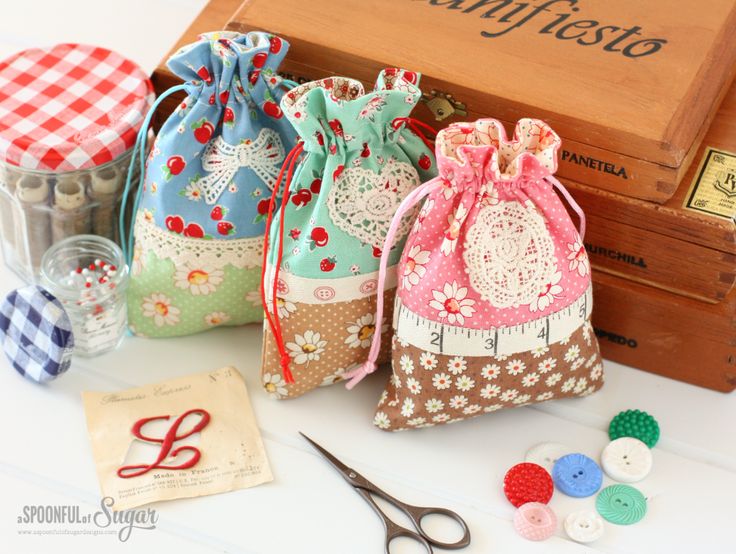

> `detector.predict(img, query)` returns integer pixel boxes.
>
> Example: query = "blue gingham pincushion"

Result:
[0,285,74,382]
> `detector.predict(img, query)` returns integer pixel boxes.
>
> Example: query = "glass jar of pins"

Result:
[40,235,129,357]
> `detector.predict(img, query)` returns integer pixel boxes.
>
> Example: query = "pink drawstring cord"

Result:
[545,175,586,239]
[344,177,443,389]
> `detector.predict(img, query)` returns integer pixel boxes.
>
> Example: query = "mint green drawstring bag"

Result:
[259,68,437,400]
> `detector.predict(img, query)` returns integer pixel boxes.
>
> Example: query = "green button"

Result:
[609,409,660,448]
[596,485,647,525]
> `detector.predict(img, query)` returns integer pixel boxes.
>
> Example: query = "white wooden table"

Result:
[1,3,735,553]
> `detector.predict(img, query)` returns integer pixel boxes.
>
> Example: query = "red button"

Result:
[503,462,554,507]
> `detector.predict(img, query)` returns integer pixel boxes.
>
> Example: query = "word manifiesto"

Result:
[424,0,668,58]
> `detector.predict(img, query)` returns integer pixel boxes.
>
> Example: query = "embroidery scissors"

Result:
[300,433,471,553]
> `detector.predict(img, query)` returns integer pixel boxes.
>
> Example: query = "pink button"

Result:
[360,279,378,294]
[313,286,336,301]
[513,502,557,541]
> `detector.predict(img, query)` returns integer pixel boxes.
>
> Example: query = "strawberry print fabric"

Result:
[127,31,297,338]
[261,69,436,398]
[370,118,603,430]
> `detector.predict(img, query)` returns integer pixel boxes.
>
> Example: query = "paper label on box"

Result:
[82,366,272,510]
[683,147,736,220]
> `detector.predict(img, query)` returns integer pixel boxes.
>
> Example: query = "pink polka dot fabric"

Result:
[397,118,591,329]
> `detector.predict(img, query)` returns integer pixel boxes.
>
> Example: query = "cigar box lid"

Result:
[228,0,736,202]
[0,44,154,172]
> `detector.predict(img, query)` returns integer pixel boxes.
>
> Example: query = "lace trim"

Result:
[134,214,263,269]
[327,159,420,248]
[199,129,285,204]
[463,200,556,308]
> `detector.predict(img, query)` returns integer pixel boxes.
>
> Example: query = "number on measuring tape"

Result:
[537,324,549,344]
[579,294,587,319]
[430,330,443,352]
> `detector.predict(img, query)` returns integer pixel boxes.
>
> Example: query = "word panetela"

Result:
[424,0,668,58]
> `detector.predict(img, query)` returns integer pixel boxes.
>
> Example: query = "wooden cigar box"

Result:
[592,270,736,393]
[223,0,736,203]
[563,79,736,304]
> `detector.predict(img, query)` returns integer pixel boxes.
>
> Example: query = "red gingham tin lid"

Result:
[0,44,154,172]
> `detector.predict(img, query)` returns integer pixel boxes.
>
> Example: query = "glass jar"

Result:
[0,152,141,282]
[40,235,129,357]
[0,42,153,283]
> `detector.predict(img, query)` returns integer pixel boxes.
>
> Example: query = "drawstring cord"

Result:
[344,177,443,389]
[545,175,586,239]
[120,83,189,265]
[280,78,299,90]
[260,142,304,384]
[392,117,437,151]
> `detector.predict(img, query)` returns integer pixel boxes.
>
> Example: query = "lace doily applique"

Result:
[198,128,285,204]
[462,200,556,309]
[327,158,420,249]
[134,214,263,270]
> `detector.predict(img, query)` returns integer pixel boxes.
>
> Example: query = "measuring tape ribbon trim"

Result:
[393,285,593,358]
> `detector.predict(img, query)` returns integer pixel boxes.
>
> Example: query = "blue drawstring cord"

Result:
[119,83,189,265]
[281,78,299,90]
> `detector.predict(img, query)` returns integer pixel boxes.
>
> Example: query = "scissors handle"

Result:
[355,488,434,554]
[359,486,471,551]
[385,524,434,554]
[403,504,471,550]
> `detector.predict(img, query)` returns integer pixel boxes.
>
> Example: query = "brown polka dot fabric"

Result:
[261,289,394,398]
[373,319,603,431]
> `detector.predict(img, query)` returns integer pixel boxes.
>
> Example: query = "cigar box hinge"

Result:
[421,90,467,121]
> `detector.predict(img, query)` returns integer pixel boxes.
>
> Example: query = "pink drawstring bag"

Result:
[347,118,604,431]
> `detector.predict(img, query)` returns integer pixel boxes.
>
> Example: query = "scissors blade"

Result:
[300,432,363,486]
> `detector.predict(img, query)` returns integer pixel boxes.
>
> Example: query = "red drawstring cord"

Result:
[392,117,437,151]
[260,142,304,384]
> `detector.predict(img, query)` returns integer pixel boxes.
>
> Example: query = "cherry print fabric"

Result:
[260,69,436,399]
[369,118,603,431]
[127,31,297,338]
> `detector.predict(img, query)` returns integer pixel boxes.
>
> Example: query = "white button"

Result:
[564,510,605,543]
[600,437,652,483]
[525,442,573,473]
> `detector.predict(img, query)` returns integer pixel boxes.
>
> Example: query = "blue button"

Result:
[552,453,603,498]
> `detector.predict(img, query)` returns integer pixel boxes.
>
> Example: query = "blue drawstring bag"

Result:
[121,31,297,337]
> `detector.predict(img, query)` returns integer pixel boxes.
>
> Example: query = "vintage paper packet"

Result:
[82,366,272,510]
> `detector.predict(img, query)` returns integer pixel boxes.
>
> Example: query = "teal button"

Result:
[596,484,647,525]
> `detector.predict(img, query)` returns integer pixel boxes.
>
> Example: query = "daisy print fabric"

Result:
[260,68,436,399]
[361,118,603,431]
[126,31,297,338]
